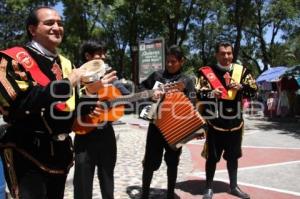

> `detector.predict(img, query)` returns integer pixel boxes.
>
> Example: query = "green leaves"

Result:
[1,0,299,78]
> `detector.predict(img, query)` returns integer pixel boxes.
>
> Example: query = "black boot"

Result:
[227,160,250,199]
[202,160,216,199]
[202,188,213,199]
[229,186,250,199]
[141,169,153,199]
[167,166,177,199]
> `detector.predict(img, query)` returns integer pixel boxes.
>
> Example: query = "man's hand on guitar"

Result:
[152,90,164,101]
[88,101,104,118]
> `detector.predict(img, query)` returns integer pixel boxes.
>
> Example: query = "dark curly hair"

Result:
[80,40,107,62]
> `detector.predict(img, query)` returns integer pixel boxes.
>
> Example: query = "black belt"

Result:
[52,133,69,141]
[32,131,69,141]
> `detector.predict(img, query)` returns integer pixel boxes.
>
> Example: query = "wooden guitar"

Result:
[72,81,185,135]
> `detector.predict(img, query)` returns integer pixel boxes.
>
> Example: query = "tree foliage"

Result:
[0,0,299,80]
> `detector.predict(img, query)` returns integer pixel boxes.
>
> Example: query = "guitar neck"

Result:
[109,90,154,107]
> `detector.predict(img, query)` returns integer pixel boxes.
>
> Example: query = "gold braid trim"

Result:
[0,57,17,100]
[3,148,19,199]
[206,120,244,132]
[0,143,73,175]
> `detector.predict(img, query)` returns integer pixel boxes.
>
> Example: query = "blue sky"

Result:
[54,2,64,17]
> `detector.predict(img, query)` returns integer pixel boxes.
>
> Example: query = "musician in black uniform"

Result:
[0,7,116,199]
[73,40,129,199]
[195,42,257,199]
[139,45,196,199]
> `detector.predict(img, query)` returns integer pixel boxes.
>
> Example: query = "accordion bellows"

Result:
[155,92,206,149]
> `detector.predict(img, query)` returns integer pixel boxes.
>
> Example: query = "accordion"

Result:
[154,91,206,149]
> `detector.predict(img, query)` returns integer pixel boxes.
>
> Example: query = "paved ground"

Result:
[62,114,300,199]
[1,114,300,199]
[64,115,194,199]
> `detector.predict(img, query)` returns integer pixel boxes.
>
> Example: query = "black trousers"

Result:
[142,123,181,198]
[143,123,181,171]
[204,126,243,162]
[1,150,68,199]
[18,169,67,199]
[0,132,73,199]
[73,124,116,199]
[203,125,243,189]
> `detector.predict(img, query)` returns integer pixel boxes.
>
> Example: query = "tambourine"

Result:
[80,59,106,84]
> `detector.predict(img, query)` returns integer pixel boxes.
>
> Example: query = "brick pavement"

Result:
[63,114,300,199]
[64,115,194,199]
[4,114,299,198]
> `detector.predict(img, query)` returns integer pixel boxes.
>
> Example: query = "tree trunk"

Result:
[233,0,242,62]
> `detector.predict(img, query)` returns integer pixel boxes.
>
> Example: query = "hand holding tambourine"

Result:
[79,59,117,94]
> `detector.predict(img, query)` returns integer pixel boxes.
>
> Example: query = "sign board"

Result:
[138,38,165,83]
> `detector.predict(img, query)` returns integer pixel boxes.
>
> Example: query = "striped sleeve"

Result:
[0,54,31,108]
[241,68,258,97]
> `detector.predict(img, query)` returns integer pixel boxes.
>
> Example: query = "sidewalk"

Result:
[64,114,300,199]
[2,115,300,198]
[64,114,194,199]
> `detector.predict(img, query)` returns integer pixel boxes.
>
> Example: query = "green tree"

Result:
[244,0,299,72]
[189,0,227,69]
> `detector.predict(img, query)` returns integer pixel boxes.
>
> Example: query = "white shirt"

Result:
[29,40,58,61]
[217,63,233,72]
